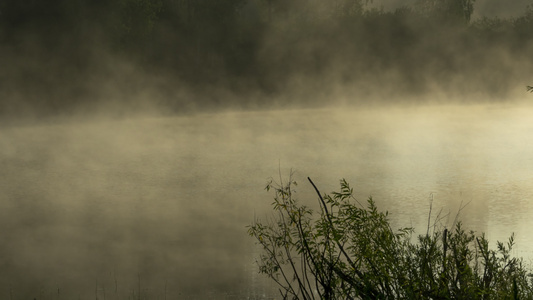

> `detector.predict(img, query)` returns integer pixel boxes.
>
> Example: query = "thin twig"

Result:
[427,193,434,236]
[452,199,471,229]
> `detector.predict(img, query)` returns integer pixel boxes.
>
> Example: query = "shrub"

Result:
[248,174,533,299]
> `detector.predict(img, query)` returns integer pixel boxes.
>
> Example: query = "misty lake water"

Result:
[2,102,533,299]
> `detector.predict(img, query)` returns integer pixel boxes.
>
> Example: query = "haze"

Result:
[1,0,533,298]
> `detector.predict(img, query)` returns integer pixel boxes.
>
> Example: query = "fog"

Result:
[3,103,533,298]
[2,0,533,298]
[1,114,274,298]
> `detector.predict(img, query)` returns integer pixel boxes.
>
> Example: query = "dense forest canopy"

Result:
[1,0,532,118]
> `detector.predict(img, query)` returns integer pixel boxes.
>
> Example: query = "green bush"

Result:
[248,174,533,299]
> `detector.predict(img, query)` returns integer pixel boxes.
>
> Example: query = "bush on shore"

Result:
[248,174,533,299]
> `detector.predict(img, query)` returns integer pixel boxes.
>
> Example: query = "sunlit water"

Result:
[2,102,533,299]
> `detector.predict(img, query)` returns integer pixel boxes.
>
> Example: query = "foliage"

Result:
[248,175,533,299]
[513,4,533,40]
[2,0,533,115]
[115,0,163,43]
[415,0,476,24]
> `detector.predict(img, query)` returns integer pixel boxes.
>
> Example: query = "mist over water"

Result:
[2,101,533,298]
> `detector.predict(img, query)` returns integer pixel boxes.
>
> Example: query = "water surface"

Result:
[2,102,533,298]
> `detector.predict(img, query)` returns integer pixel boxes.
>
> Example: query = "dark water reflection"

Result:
[2,103,533,298]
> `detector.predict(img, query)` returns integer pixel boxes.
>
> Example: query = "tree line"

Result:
[1,0,532,115]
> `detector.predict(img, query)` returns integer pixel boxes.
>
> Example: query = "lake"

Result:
[2,102,533,299]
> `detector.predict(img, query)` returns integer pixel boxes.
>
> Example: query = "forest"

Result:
[1,0,533,118]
